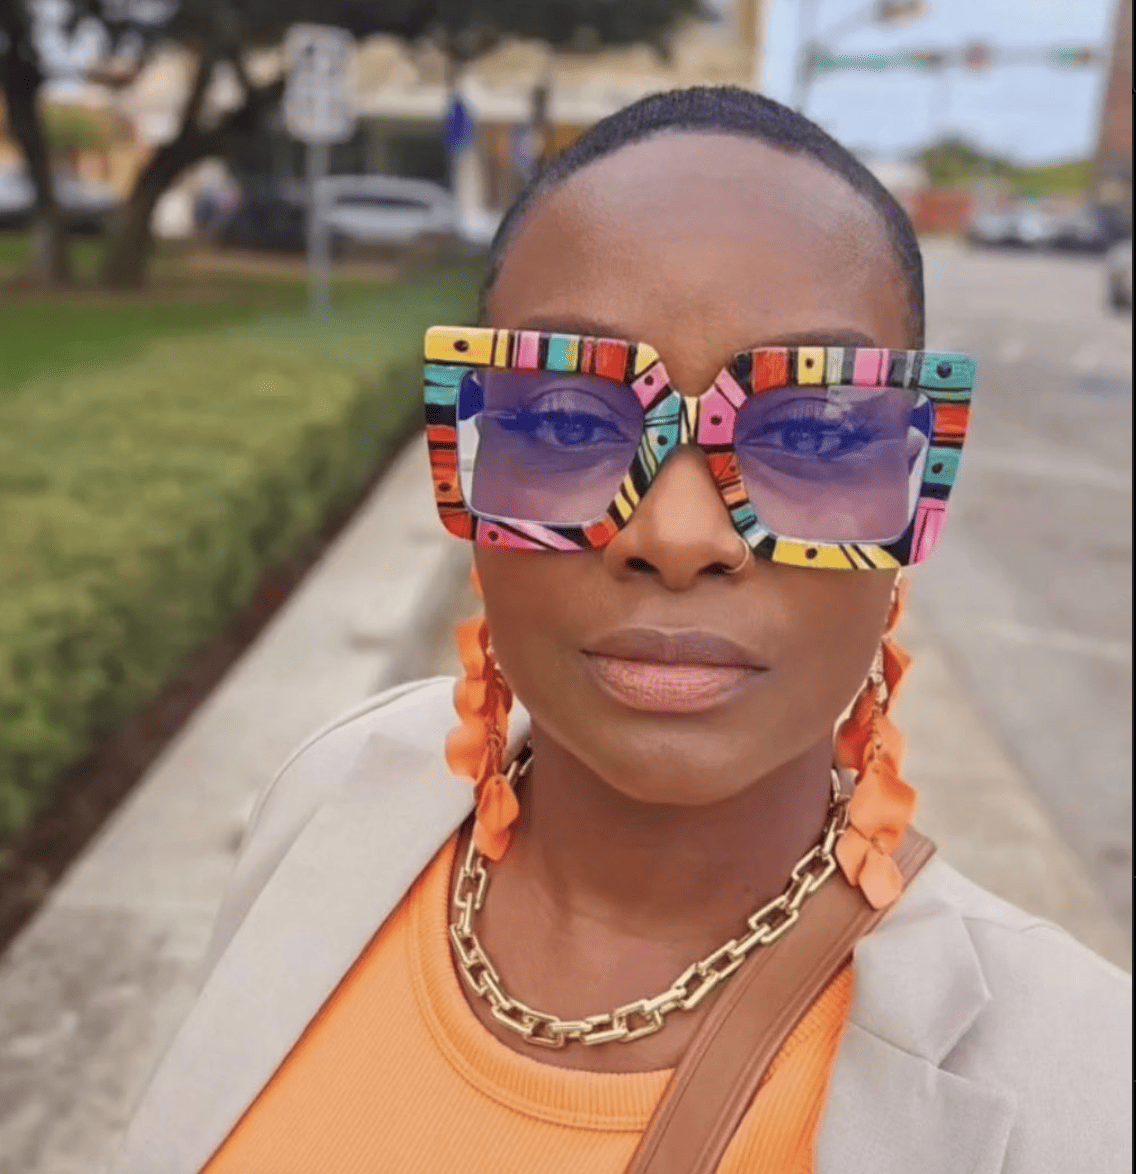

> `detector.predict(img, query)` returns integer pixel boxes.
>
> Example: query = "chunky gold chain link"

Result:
[450,751,849,1049]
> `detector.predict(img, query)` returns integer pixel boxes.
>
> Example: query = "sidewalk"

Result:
[0,436,1129,1174]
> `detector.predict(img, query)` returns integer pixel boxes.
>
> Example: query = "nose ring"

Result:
[724,536,752,575]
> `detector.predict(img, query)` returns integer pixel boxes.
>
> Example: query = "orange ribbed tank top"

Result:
[203,836,853,1173]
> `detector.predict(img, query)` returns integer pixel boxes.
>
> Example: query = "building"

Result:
[1092,0,1132,220]
[11,3,763,235]
[352,5,763,221]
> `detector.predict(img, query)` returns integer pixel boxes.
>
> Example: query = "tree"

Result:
[0,0,70,283]
[7,1,708,287]
[44,101,123,172]
[62,0,437,286]
[427,0,709,177]
[428,0,707,67]
[917,137,1011,189]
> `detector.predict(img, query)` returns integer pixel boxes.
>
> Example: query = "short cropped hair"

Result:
[480,85,925,346]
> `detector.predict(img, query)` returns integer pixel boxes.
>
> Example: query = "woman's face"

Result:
[478,132,914,806]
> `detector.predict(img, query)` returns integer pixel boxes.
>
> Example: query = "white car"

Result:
[1106,240,1131,311]
[315,175,501,249]
[0,167,118,233]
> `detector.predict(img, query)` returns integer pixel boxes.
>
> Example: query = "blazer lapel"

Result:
[117,702,1014,1174]
[818,865,1015,1174]
[112,731,475,1174]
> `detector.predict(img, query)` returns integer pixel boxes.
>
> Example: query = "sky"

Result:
[30,0,1121,167]
[757,0,1118,164]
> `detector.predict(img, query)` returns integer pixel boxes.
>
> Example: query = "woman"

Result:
[111,88,1129,1174]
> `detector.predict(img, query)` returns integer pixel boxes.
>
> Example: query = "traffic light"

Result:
[1052,47,1100,67]
[963,42,991,71]
[905,49,946,70]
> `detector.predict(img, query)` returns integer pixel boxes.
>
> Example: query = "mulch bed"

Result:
[0,463,389,956]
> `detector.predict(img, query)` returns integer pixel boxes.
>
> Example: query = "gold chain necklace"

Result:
[449,748,849,1049]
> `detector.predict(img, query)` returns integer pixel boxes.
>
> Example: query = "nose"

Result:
[601,447,746,590]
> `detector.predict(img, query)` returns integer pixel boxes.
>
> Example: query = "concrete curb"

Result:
[0,438,469,1174]
[0,431,1129,1173]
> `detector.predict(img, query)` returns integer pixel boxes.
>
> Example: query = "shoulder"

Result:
[914,860,1130,1168]
[243,676,457,846]
[920,858,1130,1005]
[200,676,459,977]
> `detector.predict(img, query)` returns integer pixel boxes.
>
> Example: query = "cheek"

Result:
[776,571,895,718]
[474,549,590,695]
[474,548,897,804]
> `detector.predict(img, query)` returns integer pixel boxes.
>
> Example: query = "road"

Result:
[913,240,1132,927]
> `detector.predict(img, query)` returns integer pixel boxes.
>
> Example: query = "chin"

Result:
[572,711,784,808]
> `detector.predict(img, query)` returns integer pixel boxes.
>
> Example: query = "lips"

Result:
[583,628,767,714]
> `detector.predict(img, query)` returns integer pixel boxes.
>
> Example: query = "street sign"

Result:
[284,25,357,322]
[444,96,475,157]
[511,125,542,179]
[810,43,1102,77]
[963,42,991,71]
[283,24,357,145]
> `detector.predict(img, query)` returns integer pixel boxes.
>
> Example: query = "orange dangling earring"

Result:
[444,564,520,861]
[833,574,916,909]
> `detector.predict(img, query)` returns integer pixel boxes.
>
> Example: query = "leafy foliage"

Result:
[0,259,479,841]
[43,103,125,158]
[918,136,1092,198]
[79,0,707,286]
[428,0,709,61]
[76,0,706,59]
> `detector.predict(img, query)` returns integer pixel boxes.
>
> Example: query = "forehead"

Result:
[486,133,912,369]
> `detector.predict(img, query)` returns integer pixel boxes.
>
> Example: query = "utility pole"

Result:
[792,0,821,110]
[1091,0,1132,219]
[735,0,768,90]
[794,1,926,115]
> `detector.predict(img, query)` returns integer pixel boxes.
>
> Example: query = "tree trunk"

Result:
[28,209,70,282]
[0,2,70,284]
[99,51,216,289]
[99,61,284,290]
[99,132,205,288]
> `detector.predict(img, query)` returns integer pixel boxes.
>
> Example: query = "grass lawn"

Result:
[0,232,406,395]
[0,251,482,840]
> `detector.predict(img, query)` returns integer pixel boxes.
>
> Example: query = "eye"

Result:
[738,398,878,459]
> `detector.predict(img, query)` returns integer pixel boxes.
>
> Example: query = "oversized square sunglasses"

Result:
[424,326,977,570]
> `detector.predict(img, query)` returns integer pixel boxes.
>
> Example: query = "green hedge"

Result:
[0,261,479,840]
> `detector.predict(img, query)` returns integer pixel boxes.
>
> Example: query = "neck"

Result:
[505,725,835,947]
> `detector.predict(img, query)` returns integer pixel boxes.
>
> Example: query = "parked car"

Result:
[215,176,460,254]
[967,209,1016,248]
[318,176,456,246]
[967,206,1058,250]
[0,167,118,234]
[1048,205,1128,254]
[213,182,309,252]
[1106,240,1132,311]
[969,201,1129,256]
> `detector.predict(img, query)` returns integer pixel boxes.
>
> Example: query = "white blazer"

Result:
[108,678,1132,1174]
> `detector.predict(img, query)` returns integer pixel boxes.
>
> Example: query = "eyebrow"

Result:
[511,318,881,351]
[513,316,635,339]
[753,329,881,349]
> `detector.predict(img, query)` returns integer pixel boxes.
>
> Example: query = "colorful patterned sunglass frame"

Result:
[424,326,976,570]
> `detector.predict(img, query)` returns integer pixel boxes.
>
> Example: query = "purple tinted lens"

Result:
[458,368,644,525]
[735,385,931,543]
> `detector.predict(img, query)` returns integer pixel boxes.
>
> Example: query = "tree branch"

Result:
[179,46,217,140]
[0,0,70,282]
[100,75,285,287]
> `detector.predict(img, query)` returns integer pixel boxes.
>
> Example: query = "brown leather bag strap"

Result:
[625,828,937,1174]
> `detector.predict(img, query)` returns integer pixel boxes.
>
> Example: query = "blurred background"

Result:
[0,2,1130,1171]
